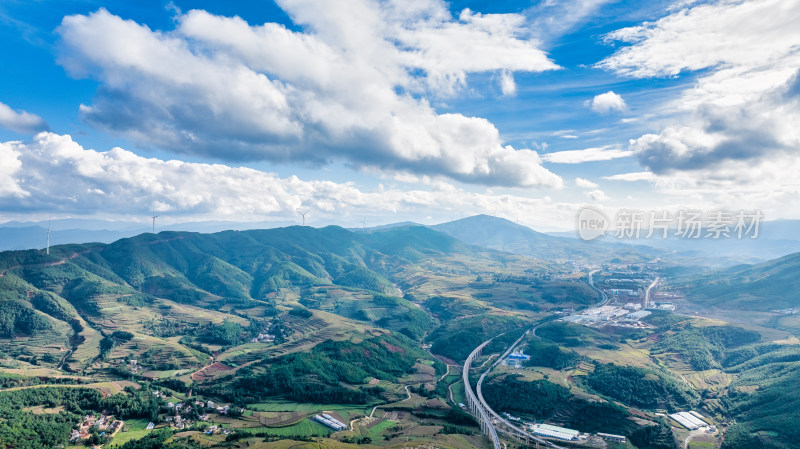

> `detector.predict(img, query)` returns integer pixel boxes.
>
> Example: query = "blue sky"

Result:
[1,0,798,230]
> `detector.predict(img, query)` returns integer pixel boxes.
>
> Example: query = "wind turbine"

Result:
[360,216,367,230]
[297,208,310,226]
[151,213,159,234]
[46,218,51,255]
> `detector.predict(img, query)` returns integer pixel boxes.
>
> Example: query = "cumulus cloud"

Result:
[575,177,598,188]
[0,133,578,228]
[0,142,27,198]
[598,0,800,78]
[586,189,608,202]
[627,69,800,174]
[541,146,633,164]
[56,4,561,188]
[0,101,49,134]
[589,91,626,114]
[598,0,800,178]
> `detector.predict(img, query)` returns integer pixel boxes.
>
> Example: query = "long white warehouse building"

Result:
[530,424,580,441]
[669,411,707,430]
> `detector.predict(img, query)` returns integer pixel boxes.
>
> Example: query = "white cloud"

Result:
[5,134,799,229]
[0,101,48,134]
[541,146,633,164]
[590,91,626,114]
[598,0,800,78]
[586,189,608,202]
[55,4,561,188]
[602,172,655,181]
[0,142,27,198]
[598,0,800,196]
[0,133,579,228]
[499,70,516,96]
[527,0,617,42]
[575,177,598,189]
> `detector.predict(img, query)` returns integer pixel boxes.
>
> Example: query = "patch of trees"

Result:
[535,322,588,347]
[643,310,688,330]
[0,372,91,389]
[443,408,477,426]
[652,325,761,370]
[288,306,313,318]
[375,306,434,341]
[29,291,74,322]
[21,263,89,292]
[563,401,632,433]
[99,330,136,359]
[585,363,698,411]
[342,435,373,444]
[723,343,800,371]
[528,282,601,306]
[720,423,784,449]
[61,277,133,303]
[116,292,156,307]
[0,410,79,449]
[524,339,582,370]
[629,421,678,449]
[215,335,422,404]
[423,295,487,321]
[0,386,161,449]
[440,424,474,434]
[426,315,525,361]
[141,275,206,304]
[719,359,800,449]
[144,318,193,337]
[483,376,571,419]
[198,319,248,346]
[0,299,52,337]
[333,265,393,294]
[197,318,268,346]
[485,328,527,354]
[102,386,161,420]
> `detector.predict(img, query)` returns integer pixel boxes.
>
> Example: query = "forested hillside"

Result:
[677,252,800,310]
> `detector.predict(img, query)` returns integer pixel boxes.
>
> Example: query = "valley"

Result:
[0,220,797,449]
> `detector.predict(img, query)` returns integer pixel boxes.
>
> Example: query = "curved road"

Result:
[644,277,661,309]
[462,339,502,449]
[462,318,566,449]
[588,269,609,306]
[474,324,566,449]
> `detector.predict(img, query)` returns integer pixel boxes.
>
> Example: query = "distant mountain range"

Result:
[430,214,700,264]
[0,218,295,251]
[548,219,800,263]
[4,215,800,264]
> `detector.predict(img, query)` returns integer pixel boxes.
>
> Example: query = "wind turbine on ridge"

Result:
[46,218,51,255]
[297,208,310,226]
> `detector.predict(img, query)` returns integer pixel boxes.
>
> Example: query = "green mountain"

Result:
[0,224,558,373]
[677,252,800,310]
[431,214,661,262]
